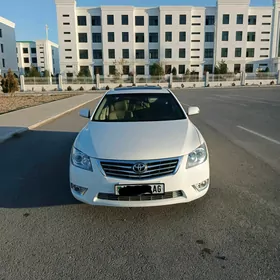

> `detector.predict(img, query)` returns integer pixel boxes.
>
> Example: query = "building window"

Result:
[94,66,103,75]
[260,48,269,50]
[93,50,102,59]
[108,32,115,42]
[248,15,257,25]
[108,49,115,59]
[192,23,201,26]
[122,49,129,59]
[92,16,101,26]
[122,15,128,25]
[109,65,115,75]
[63,14,69,17]
[191,65,199,67]
[65,56,72,59]
[24,57,29,63]
[234,64,241,73]
[191,40,200,42]
[123,65,129,75]
[236,14,243,24]
[205,32,214,42]
[78,33,88,43]
[149,33,158,43]
[260,55,269,58]
[179,32,186,42]
[165,48,172,58]
[136,66,145,75]
[236,31,243,41]
[204,64,213,74]
[149,16,158,26]
[206,15,215,25]
[165,32,172,42]
[31,48,36,54]
[149,49,158,59]
[263,15,271,18]
[192,32,200,35]
[2,58,5,68]
[0,44,3,53]
[192,15,201,18]
[122,32,129,42]
[0,29,2,37]
[63,22,70,25]
[262,23,271,25]
[222,31,229,41]
[245,64,254,73]
[79,49,88,59]
[166,15,172,25]
[179,48,186,58]
[221,48,228,58]
[66,65,73,68]
[235,48,242,57]
[262,31,270,34]
[92,33,102,43]
[204,48,214,58]
[64,32,71,35]
[107,15,114,25]
[136,49,145,59]
[246,48,255,58]
[247,32,256,42]
[165,65,171,74]
[77,16,87,26]
[23,48,29,54]
[191,49,200,51]
[32,57,37,63]
[135,33,144,43]
[135,16,144,26]
[223,14,230,24]
[180,15,186,25]
[64,40,71,42]
[179,65,185,74]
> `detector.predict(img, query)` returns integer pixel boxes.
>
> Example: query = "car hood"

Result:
[74,119,202,160]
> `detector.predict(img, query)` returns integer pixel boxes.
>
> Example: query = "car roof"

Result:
[106,86,171,95]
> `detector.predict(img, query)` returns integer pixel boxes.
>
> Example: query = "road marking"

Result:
[237,125,280,145]
[181,102,191,106]
[207,97,248,107]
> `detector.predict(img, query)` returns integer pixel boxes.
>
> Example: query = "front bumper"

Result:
[69,156,210,207]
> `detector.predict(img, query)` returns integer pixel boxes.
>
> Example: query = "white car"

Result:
[70,86,210,207]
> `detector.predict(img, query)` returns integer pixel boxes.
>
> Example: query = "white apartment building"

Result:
[0,17,18,76]
[55,0,280,77]
[16,40,60,76]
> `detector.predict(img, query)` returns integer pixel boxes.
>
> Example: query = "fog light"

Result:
[192,179,210,192]
[70,183,88,195]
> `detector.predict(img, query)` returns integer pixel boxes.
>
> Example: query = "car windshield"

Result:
[92,93,186,122]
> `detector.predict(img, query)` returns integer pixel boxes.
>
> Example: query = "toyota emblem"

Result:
[132,162,148,174]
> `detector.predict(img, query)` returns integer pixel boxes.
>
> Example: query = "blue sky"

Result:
[1,0,272,43]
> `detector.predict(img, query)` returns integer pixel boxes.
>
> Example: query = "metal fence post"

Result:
[169,73,173,88]
[96,74,100,89]
[241,71,246,86]
[205,72,209,87]
[58,74,63,91]
[20,75,25,92]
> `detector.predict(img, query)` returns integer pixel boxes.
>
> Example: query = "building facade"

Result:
[55,0,280,77]
[0,16,18,76]
[16,40,60,76]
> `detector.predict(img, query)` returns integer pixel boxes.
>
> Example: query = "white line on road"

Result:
[207,97,248,107]
[181,102,191,106]
[237,125,280,145]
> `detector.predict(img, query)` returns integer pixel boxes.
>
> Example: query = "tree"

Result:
[113,59,128,81]
[150,63,164,76]
[77,67,91,78]
[214,60,228,74]
[185,68,190,75]
[43,70,50,77]
[171,67,177,76]
[0,69,19,94]
[26,66,40,77]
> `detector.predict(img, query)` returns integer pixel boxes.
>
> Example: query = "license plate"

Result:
[115,184,165,196]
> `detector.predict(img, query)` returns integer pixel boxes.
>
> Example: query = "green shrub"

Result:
[0,69,19,94]
[67,86,73,91]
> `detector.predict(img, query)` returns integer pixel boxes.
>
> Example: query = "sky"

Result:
[1,0,273,44]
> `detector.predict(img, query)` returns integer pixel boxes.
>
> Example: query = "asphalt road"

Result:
[1,87,280,280]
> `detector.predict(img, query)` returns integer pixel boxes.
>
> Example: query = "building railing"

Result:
[246,72,277,80]
[208,74,241,82]
[25,77,52,85]
[173,75,205,83]
[62,77,95,84]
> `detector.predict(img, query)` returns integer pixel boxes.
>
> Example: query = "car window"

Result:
[92,93,186,122]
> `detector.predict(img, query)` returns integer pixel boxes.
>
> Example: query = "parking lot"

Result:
[1,87,280,280]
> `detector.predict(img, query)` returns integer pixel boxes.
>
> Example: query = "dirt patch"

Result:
[0,94,78,115]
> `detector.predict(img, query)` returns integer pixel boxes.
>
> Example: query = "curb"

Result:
[0,95,101,144]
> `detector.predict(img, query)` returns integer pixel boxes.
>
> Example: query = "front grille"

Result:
[99,158,180,180]
[97,191,183,201]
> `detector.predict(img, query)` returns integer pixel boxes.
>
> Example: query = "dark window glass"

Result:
[107,15,114,25]
[0,29,2,37]
[222,31,229,41]
[24,57,29,63]
[149,49,158,59]
[165,48,172,58]
[64,32,71,35]
[109,65,115,75]
[245,64,254,73]
[179,48,186,58]
[23,48,29,54]
[260,48,269,50]
[262,31,270,34]
[149,33,158,43]
[92,16,101,26]
[235,48,242,57]
[135,49,145,59]
[165,65,171,74]
[179,32,186,42]
[237,14,243,24]
[136,66,145,75]
[135,33,144,43]
[122,49,129,59]
[63,22,70,25]
[135,16,144,26]
[263,15,271,18]
[64,40,71,43]
[63,14,69,17]
[77,16,87,26]
[192,32,200,35]
[1,44,4,53]
[2,59,5,68]
[179,65,185,74]
[204,48,214,58]
[234,64,241,73]
[262,23,271,25]
[93,49,102,59]
[92,33,102,43]
[223,14,230,24]
[94,66,103,75]
[191,40,200,42]
[31,48,36,54]
[32,57,37,63]
[206,15,215,25]
[248,15,257,25]
[122,15,128,25]
[166,15,172,25]
[246,48,255,57]
[108,49,115,59]
[247,32,256,42]
[204,64,213,74]
[165,32,172,42]
[79,49,88,59]
[192,15,201,18]
[236,31,243,41]
[149,16,158,26]
[180,15,186,25]
[78,33,88,43]
[192,23,201,26]
[123,65,129,75]
[205,32,214,42]
[108,32,114,42]
[65,56,72,59]
[221,48,228,58]
[122,32,129,42]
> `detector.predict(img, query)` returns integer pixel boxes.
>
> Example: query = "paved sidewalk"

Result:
[0,93,102,143]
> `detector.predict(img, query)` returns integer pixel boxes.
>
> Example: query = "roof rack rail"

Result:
[114,85,162,91]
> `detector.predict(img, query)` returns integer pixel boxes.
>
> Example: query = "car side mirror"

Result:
[79,109,90,119]
[187,106,200,116]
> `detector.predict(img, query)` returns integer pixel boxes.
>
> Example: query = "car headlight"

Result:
[71,147,93,171]
[186,143,208,168]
